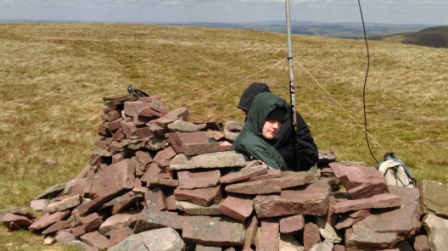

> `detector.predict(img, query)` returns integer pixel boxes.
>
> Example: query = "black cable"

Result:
[357,0,379,164]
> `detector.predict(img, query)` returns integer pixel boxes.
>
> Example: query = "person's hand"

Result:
[219,141,232,146]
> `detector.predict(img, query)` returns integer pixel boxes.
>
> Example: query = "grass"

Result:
[374,25,448,48]
[0,23,447,250]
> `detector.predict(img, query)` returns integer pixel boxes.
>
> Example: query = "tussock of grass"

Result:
[0,23,447,250]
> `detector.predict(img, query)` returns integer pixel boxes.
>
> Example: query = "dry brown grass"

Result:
[0,23,447,250]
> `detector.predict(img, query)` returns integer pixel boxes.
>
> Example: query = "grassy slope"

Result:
[0,23,447,250]
[373,25,448,48]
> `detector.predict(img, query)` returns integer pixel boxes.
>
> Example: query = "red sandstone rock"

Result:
[279,214,305,233]
[2,212,34,230]
[243,216,259,250]
[303,222,320,251]
[108,227,134,247]
[225,179,282,195]
[220,194,254,222]
[153,146,177,167]
[253,183,330,218]
[134,209,185,232]
[80,231,110,250]
[28,210,71,231]
[329,162,388,199]
[89,158,135,198]
[219,165,268,184]
[258,220,280,251]
[144,187,167,211]
[174,185,222,207]
[178,169,221,189]
[332,193,402,213]
[182,216,245,246]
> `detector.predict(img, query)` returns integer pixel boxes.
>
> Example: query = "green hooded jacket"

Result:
[232,92,287,170]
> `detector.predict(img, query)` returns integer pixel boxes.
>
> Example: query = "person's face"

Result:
[262,119,281,139]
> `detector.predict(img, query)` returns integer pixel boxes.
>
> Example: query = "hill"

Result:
[165,21,448,47]
[165,21,433,40]
[0,23,447,250]
[372,25,448,48]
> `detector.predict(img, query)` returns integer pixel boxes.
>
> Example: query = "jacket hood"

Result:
[245,92,287,135]
[237,82,271,111]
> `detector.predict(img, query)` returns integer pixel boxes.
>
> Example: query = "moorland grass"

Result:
[0,23,447,250]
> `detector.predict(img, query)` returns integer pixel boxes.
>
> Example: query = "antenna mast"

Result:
[285,0,297,129]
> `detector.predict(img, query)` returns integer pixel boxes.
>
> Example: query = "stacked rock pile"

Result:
[2,93,447,251]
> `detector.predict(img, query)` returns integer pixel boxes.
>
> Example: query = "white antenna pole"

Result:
[285,0,297,128]
[286,0,307,172]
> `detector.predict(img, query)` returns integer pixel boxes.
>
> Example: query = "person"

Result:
[236,82,319,171]
[237,82,271,115]
[232,92,289,170]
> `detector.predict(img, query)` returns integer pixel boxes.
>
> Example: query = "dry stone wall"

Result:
[2,93,447,251]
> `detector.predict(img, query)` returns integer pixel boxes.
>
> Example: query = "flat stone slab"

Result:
[224,121,244,141]
[99,211,141,236]
[2,212,34,230]
[253,183,331,218]
[304,222,320,250]
[178,169,221,189]
[28,210,71,231]
[249,168,281,181]
[174,185,222,207]
[30,199,49,212]
[332,193,402,213]
[133,209,185,233]
[153,146,177,167]
[418,179,448,217]
[167,131,208,153]
[422,212,448,251]
[182,216,245,246]
[90,159,135,198]
[243,216,259,250]
[41,220,70,235]
[346,201,421,250]
[225,179,282,195]
[109,227,185,251]
[33,182,66,200]
[219,165,268,184]
[169,152,246,170]
[47,194,82,213]
[144,187,167,211]
[279,214,305,234]
[80,231,110,250]
[258,220,280,251]
[168,119,200,132]
[167,131,231,156]
[224,171,312,195]
[73,194,117,217]
[219,195,253,222]
[175,201,222,216]
[329,162,388,199]
[334,209,370,230]
[278,171,316,189]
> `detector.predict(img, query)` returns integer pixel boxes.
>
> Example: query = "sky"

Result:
[0,0,447,26]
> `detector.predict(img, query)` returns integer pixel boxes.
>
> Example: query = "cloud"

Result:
[0,0,9,7]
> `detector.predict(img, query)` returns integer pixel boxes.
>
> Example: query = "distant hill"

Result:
[168,21,433,40]
[174,21,447,48]
[371,25,448,48]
